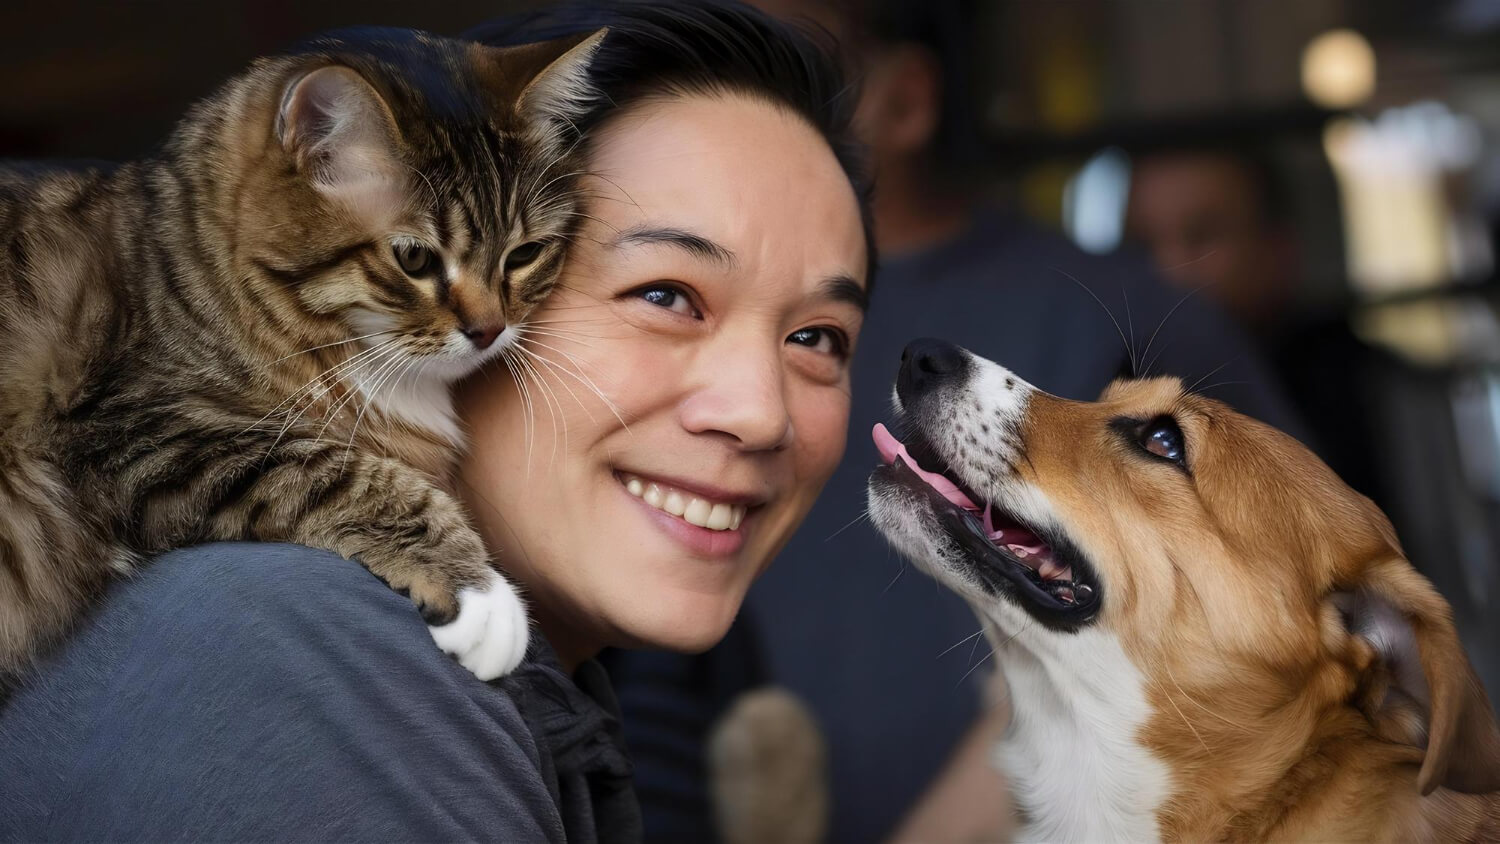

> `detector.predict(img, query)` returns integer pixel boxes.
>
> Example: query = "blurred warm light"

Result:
[1036,34,1098,133]
[1323,102,1490,301]
[1355,299,1500,368]
[1324,115,1449,293]
[1301,29,1376,109]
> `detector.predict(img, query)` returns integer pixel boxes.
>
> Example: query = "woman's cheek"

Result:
[792,380,851,485]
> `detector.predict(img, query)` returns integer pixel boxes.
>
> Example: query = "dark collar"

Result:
[502,635,640,844]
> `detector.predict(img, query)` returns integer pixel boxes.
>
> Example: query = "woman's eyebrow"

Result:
[612,225,737,268]
[818,275,869,313]
[612,224,867,312]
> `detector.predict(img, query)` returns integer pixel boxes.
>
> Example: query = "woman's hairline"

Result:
[580,82,871,283]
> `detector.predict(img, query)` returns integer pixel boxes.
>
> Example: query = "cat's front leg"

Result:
[207,443,529,680]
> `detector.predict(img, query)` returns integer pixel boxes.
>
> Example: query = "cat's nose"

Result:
[463,324,504,351]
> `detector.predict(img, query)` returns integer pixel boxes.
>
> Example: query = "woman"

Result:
[0,3,870,842]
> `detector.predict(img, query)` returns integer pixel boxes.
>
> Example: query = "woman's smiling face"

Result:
[455,93,868,662]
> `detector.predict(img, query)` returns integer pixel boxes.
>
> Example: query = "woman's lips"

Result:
[619,473,747,530]
[615,471,753,557]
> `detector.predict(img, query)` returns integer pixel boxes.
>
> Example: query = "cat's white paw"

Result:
[427,570,529,681]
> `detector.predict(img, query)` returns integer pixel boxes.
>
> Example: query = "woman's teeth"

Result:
[622,475,746,531]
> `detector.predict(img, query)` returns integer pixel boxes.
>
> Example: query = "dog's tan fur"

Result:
[1014,375,1500,840]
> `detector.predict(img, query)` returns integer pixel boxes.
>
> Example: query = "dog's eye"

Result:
[1141,417,1186,465]
[392,240,438,277]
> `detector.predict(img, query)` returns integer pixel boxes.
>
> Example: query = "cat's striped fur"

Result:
[0,27,604,685]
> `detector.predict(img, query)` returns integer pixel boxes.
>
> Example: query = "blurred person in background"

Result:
[1126,145,1387,503]
[603,1,1309,841]
[1126,147,1300,331]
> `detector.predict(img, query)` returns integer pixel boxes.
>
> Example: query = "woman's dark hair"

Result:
[466,0,877,281]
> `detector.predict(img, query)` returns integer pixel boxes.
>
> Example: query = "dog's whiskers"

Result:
[936,627,986,659]
[825,509,872,542]
[1140,279,1220,376]
[881,561,907,595]
[1051,266,1138,376]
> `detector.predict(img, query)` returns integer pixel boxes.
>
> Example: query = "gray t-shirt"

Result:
[0,542,640,843]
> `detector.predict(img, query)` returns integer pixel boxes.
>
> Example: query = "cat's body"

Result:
[0,28,603,684]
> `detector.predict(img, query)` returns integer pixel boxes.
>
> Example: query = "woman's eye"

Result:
[1141,417,1186,465]
[787,326,848,357]
[392,241,438,277]
[636,285,699,317]
[505,241,545,270]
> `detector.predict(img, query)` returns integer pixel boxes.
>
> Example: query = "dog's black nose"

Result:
[898,338,968,402]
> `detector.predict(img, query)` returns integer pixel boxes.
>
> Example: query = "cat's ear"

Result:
[276,65,404,225]
[509,28,608,131]
[1333,557,1500,794]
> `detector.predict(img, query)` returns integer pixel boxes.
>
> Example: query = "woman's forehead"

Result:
[582,93,869,286]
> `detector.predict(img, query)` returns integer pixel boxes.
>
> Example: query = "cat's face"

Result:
[234,29,603,383]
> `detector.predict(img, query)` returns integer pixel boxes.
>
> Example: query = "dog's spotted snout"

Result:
[898,337,968,403]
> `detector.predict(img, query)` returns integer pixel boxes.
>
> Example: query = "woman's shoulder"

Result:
[129,540,440,644]
[94,542,492,692]
[0,542,565,843]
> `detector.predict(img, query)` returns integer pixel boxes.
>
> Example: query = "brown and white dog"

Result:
[868,338,1500,842]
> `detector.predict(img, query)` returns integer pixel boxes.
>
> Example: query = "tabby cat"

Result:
[0,26,605,684]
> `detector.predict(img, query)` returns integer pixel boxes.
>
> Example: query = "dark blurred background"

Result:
[5,0,1497,701]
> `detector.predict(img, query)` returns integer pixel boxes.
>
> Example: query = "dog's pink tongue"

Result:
[873,423,979,511]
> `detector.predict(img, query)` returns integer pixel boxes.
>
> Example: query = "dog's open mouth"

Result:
[872,422,1100,623]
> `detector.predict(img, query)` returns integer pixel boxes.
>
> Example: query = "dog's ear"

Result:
[1335,557,1500,794]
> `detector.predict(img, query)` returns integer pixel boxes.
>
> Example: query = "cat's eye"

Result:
[505,241,545,270]
[1140,416,1186,466]
[392,240,438,277]
[787,326,848,358]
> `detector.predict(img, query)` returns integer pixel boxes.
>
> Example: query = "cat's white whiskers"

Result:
[515,332,605,377]
[530,169,589,205]
[339,349,423,473]
[515,350,565,471]
[243,339,393,432]
[519,315,618,334]
[582,171,642,212]
[399,162,440,209]
[261,330,395,367]
[240,339,397,444]
[506,348,548,476]
[517,345,598,427]
[569,212,623,235]
[523,135,587,205]
[498,347,539,478]
[515,326,599,349]
[520,315,613,326]
[309,342,407,449]
[511,348,563,471]
[514,336,628,433]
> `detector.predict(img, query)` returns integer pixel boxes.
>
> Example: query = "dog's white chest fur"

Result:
[989,621,1171,843]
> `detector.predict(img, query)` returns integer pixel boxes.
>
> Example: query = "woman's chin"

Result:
[611,587,744,654]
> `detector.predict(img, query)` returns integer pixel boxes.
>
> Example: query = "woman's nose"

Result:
[679,343,793,451]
